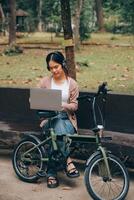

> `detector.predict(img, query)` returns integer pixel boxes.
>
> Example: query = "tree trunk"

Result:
[60,0,76,80]
[73,0,84,49]
[95,0,105,32]
[37,0,43,32]
[0,3,5,36]
[9,0,16,45]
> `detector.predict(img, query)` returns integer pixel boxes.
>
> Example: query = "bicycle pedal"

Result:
[37,171,46,177]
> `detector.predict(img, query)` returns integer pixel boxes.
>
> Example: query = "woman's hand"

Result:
[61,102,68,111]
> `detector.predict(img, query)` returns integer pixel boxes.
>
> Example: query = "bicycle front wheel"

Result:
[12,138,45,183]
[84,154,129,200]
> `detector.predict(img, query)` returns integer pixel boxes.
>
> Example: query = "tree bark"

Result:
[0,3,5,36]
[73,0,84,49]
[9,0,16,45]
[60,0,76,80]
[0,4,5,23]
[37,0,43,32]
[95,0,105,32]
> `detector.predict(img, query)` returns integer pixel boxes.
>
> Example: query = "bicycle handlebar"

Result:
[77,82,112,131]
[96,82,108,96]
[77,82,111,101]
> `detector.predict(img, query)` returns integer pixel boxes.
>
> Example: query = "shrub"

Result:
[4,44,23,56]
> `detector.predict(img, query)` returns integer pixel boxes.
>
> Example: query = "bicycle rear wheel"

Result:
[84,154,129,200]
[12,138,46,183]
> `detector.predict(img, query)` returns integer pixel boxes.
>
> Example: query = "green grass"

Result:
[76,45,134,94]
[84,32,134,46]
[0,32,134,94]
[1,32,134,46]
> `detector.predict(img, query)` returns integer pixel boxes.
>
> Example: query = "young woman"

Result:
[38,51,80,188]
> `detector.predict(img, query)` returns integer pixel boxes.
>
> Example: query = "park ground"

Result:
[0,154,134,200]
[0,32,134,199]
[0,32,134,94]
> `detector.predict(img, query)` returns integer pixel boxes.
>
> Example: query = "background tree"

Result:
[103,0,134,34]
[120,0,134,34]
[37,0,43,32]
[79,0,94,42]
[72,0,84,49]
[60,0,76,80]
[16,0,38,32]
[9,0,16,46]
[0,3,5,35]
[95,0,105,31]
[42,0,61,33]
[1,0,133,38]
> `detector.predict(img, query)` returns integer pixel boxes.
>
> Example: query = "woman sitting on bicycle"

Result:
[38,51,80,188]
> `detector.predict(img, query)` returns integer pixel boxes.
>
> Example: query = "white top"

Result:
[51,78,69,103]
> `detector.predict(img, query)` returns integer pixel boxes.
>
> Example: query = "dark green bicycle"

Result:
[12,83,129,200]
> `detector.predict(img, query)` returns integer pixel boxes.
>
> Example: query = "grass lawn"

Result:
[0,32,134,94]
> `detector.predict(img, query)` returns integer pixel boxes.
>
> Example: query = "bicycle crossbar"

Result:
[101,137,112,142]
[57,134,97,143]
[56,134,112,144]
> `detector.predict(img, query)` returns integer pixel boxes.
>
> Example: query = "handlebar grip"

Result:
[97,82,108,95]
[78,82,111,100]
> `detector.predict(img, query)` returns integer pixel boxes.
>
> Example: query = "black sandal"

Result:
[65,162,80,178]
[47,176,59,188]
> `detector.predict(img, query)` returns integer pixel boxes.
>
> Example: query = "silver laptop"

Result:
[30,88,62,111]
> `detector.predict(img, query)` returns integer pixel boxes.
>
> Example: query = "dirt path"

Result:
[0,155,134,200]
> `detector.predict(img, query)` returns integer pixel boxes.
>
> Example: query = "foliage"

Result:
[120,0,134,33]
[79,0,94,41]
[16,0,62,32]
[4,44,23,56]
[103,0,134,34]
[0,0,133,38]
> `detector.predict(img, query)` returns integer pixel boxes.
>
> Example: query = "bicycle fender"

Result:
[24,134,41,143]
[86,151,101,167]
[86,150,112,167]
[24,134,45,154]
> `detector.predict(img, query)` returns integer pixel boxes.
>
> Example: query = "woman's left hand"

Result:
[61,102,68,111]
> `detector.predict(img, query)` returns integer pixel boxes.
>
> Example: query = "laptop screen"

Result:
[30,88,62,111]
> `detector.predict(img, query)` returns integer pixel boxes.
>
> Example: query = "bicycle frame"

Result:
[12,82,129,200]
[23,82,112,179]
[77,82,112,179]
[22,128,112,179]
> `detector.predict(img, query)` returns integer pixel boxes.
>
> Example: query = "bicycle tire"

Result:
[12,138,46,183]
[84,153,129,200]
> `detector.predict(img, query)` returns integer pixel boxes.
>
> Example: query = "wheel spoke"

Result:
[12,139,45,182]
[85,154,129,200]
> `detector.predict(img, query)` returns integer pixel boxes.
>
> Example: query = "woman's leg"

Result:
[47,160,59,188]
[43,120,59,188]
[55,119,80,178]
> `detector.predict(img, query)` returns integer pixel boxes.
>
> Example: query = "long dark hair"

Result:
[46,51,68,76]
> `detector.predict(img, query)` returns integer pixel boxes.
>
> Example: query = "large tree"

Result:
[73,0,84,49]
[0,3,5,35]
[60,0,76,80]
[37,0,43,31]
[9,0,16,45]
[95,0,105,31]
[79,0,94,42]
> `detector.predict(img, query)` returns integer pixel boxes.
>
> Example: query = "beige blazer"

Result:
[38,76,79,131]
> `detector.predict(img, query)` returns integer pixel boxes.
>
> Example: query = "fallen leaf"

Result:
[112,77,117,81]
[62,186,72,190]
[22,79,32,84]
[124,67,129,72]
[119,84,126,87]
